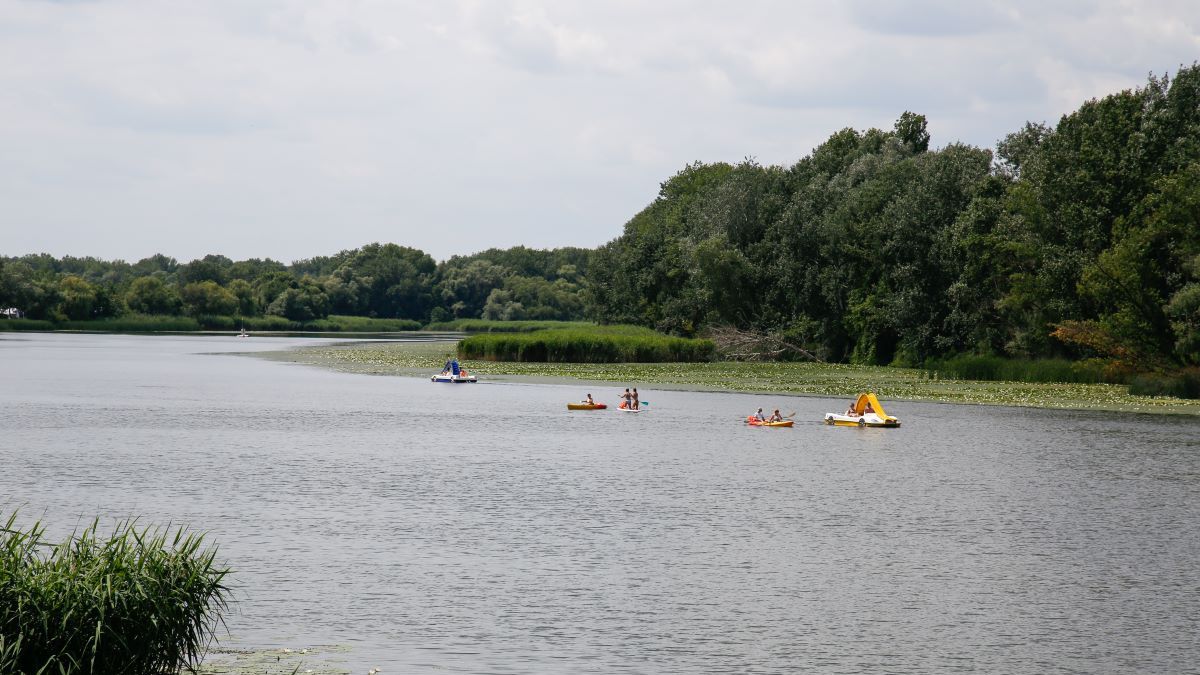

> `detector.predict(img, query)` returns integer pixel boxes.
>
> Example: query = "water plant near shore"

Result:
[0,513,231,675]
[458,325,716,363]
[276,340,1200,415]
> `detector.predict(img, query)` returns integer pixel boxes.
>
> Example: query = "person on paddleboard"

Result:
[632,388,640,410]
[621,388,632,409]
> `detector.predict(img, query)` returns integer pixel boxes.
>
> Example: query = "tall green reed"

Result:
[0,513,231,675]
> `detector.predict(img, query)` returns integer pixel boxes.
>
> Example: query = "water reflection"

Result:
[2,333,1198,673]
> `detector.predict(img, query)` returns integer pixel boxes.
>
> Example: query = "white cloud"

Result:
[0,0,1197,262]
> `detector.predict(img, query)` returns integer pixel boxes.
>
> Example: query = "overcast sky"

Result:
[2,1,1197,264]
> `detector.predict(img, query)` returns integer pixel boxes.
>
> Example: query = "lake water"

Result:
[2,333,1199,673]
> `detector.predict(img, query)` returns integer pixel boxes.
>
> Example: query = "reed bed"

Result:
[424,319,595,333]
[923,355,1112,384]
[0,318,56,331]
[0,513,231,675]
[458,325,716,363]
[0,314,422,333]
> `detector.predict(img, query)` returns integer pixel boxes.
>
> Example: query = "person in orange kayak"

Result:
[769,409,783,422]
[753,408,766,422]
[582,393,595,405]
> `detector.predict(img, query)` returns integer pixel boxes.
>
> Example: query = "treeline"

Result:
[0,244,590,326]
[3,66,1199,380]
[589,66,1200,376]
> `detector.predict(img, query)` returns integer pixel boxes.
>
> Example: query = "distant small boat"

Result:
[431,373,477,383]
[824,393,900,428]
[237,326,250,338]
[568,402,607,410]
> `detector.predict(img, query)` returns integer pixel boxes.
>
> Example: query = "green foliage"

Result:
[1128,368,1200,398]
[458,325,716,363]
[125,276,182,315]
[303,315,421,331]
[55,315,203,332]
[57,275,99,320]
[923,355,1111,384]
[181,281,238,317]
[0,512,230,675]
[424,319,595,332]
[0,318,56,331]
[265,278,330,321]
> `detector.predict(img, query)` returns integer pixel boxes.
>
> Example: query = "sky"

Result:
[1,1,1198,264]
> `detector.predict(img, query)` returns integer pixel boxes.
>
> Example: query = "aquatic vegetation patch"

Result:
[197,644,353,675]
[281,341,1200,415]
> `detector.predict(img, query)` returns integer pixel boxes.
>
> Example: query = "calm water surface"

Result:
[2,333,1199,673]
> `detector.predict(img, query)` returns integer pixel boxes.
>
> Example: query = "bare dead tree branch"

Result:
[707,325,825,363]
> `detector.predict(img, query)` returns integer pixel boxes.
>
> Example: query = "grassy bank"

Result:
[0,513,230,674]
[0,314,422,333]
[266,340,1200,415]
[458,325,716,363]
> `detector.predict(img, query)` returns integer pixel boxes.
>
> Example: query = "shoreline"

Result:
[253,340,1200,417]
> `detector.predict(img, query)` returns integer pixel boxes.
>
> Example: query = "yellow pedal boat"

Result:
[824,393,901,428]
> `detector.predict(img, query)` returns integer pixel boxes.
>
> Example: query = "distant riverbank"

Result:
[259,340,1200,416]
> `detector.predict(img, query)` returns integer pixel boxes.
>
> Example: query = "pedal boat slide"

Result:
[824,392,901,428]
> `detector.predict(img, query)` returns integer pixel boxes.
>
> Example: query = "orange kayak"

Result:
[568,403,608,410]
[746,416,793,427]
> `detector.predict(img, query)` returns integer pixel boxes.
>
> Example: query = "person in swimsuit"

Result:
[621,388,632,409]
[632,388,639,410]
[769,409,783,422]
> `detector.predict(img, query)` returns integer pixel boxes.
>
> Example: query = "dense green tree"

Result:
[266,278,329,321]
[227,279,258,316]
[180,281,238,317]
[125,276,182,315]
[178,255,232,286]
[58,276,99,320]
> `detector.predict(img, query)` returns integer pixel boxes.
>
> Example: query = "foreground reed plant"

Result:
[0,513,231,675]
